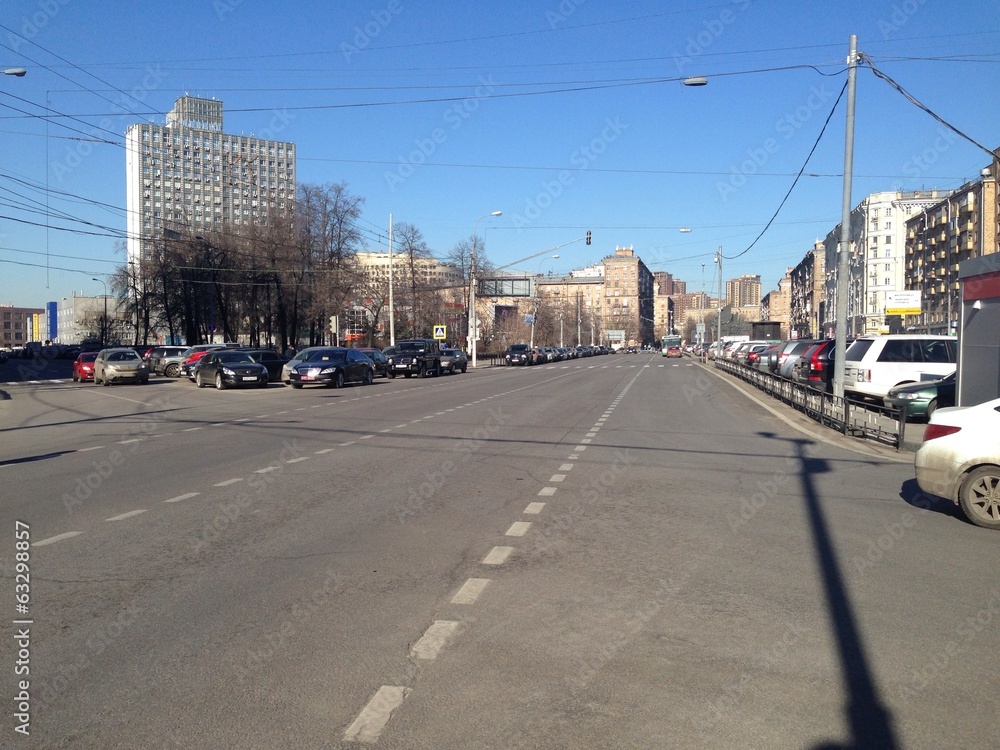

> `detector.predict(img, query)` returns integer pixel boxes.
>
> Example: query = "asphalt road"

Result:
[1,355,996,748]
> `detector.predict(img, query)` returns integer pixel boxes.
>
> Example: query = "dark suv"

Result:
[386,339,442,378]
[505,344,532,366]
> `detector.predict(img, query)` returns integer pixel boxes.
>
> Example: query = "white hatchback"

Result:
[914,398,1000,529]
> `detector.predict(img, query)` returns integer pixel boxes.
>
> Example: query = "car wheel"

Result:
[257,380,268,388]
[196,372,205,388]
[925,399,937,420]
[387,371,396,379]
[291,383,303,389]
[461,365,467,373]
[216,373,226,390]
[139,377,148,385]
[418,364,426,378]
[165,363,180,378]
[959,466,1000,530]
[335,371,345,389]
[103,375,111,386]
[72,372,78,382]
[364,370,373,385]
[94,375,101,385]
[404,372,411,378]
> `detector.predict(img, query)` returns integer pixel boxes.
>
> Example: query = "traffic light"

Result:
[585,230,591,245]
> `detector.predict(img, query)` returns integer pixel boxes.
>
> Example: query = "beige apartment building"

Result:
[789,242,826,339]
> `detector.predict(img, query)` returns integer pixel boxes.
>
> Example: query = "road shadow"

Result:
[899,477,965,524]
[757,431,901,750]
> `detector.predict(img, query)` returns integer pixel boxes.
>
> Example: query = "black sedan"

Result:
[357,347,389,378]
[242,348,290,382]
[288,347,375,389]
[195,351,269,389]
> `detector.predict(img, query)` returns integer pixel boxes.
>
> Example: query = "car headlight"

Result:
[320,367,336,375]
[897,393,921,400]
[223,367,236,376]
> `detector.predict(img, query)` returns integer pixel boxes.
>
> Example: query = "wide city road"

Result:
[1,354,997,749]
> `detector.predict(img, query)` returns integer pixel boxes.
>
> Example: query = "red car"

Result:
[72,351,98,382]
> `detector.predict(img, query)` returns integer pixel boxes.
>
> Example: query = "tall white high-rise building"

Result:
[125,96,296,264]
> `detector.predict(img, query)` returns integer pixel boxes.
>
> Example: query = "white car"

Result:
[914,398,1000,529]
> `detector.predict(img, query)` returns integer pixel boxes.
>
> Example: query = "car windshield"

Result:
[80,352,98,362]
[218,352,254,364]
[510,345,528,352]
[108,351,140,362]
[398,342,424,352]
[310,351,346,364]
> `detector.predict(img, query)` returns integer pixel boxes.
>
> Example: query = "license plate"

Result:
[301,375,315,381]
[242,376,257,381]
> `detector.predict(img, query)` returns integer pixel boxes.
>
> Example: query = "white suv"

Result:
[843,335,956,400]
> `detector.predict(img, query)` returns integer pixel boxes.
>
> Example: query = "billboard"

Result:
[885,290,921,316]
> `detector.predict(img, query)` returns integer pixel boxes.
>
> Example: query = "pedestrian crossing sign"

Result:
[433,325,447,340]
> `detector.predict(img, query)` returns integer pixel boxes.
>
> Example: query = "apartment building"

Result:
[789,242,826,339]
[903,166,998,334]
[125,96,296,265]
[0,305,43,348]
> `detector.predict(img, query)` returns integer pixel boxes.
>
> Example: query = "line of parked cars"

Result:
[504,344,612,365]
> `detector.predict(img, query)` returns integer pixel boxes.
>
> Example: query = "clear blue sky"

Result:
[2,0,998,308]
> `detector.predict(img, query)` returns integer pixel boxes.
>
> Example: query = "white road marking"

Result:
[255,414,269,419]
[524,502,546,514]
[359,435,374,440]
[340,441,357,446]
[286,457,309,464]
[538,487,557,497]
[580,438,592,444]
[234,418,252,422]
[117,438,142,445]
[451,578,490,604]
[255,466,278,474]
[394,424,408,429]
[549,474,566,482]
[276,410,288,414]
[343,686,411,743]
[575,445,588,452]
[214,478,243,487]
[33,531,83,547]
[378,428,392,433]
[586,432,597,437]
[106,509,148,522]
[182,427,202,432]
[506,521,532,536]
[315,448,335,454]
[211,422,226,427]
[559,463,574,471]
[482,546,514,565]
[78,446,104,452]
[411,620,460,660]
[568,454,579,460]
[165,492,200,503]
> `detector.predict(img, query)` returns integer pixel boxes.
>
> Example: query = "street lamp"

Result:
[529,255,559,348]
[3,68,27,77]
[470,210,502,368]
[713,250,723,355]
[92,277,108,345]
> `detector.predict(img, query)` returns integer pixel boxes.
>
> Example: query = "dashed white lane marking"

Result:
[165,492,200,503]
[568,454,579,460]
[295,407,307,411]
[315,448,335,454]
[580,438,592,444]
[182,427,202,432]
[286,457,309,464]
[506,521,532,536]
[378,428,392,433]
[214,478,243,487]
[559,463,574,471]
[658,364,665,367]
[359,435,374,440]
[538,487,557,497]
[340,441,357,447]
[276,410,288,414]
[394,424,408,429]
[211,422,227,427]
[549,474,566,482]
[118,438,141,445]
[33,531,83,547]
[234,418,252,422]
[451,578,490,605]
[586,432,597,438]
[524,502,546,514]
[575,445,588,452]
[255,414,270,419]
[106,509,148,522]
[255,466,279,474]
[311,405,323,409]
[483,546,514,565]
[411,620,460,660]
[343,686,412,744]
[78,446,104,452]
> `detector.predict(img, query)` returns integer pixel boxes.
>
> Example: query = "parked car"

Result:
[793,340,836,392]
[356,348,389,378]
[195,350,269,389]
[386,339,442,378]
[145,346,188,375]
[241,349,289,382]
[72,351,99,382]
[281,347,326,384]
[157,344,225,377]
[843,334,957,401]
[93,348,150,386]
[288,347,375,388]
[884,371,956,421]
[745,343,775,369]
[440,348,468,374]
[772,339,820,379]
[915,398,1000,529]
[506,344,532,366]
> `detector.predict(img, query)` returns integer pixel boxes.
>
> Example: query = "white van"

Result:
[843,335,957,400]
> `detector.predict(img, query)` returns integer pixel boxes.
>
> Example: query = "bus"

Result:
[661,335,682,357]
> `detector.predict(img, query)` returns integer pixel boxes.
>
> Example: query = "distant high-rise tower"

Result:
[125,96,296,264]
[726,274,762,307]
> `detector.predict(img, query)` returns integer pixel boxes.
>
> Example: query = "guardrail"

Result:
[711,357,903,449]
